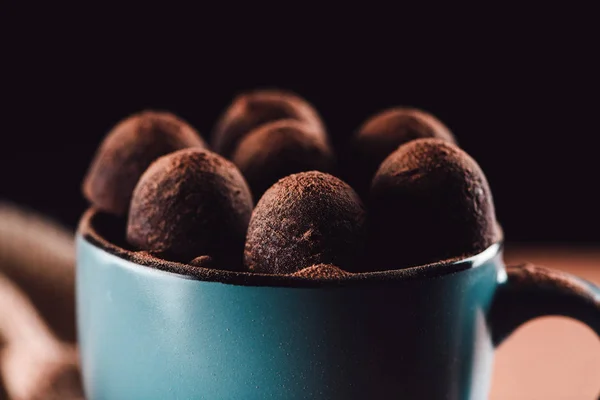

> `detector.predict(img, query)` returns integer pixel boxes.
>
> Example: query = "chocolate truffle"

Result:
[245,171,366,274]
[291,264,350,279]
[347,107,455,199]
[368,138,501,271]
[189,255,214,268]
[231,120,335,199]
[83,110,206,215]
[212,89,326,157]
[127,149,253,269]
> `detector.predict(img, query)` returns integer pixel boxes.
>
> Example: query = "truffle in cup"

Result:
[347,107,455,199]
[231,119,335,199]
[212,89,326,157]
[127,149,253,270]
[83,111,206,216]
[245,171,366,274]
[291,264,350,280]
[368,138,501,271]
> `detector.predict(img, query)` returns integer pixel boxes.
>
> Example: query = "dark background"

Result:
[1,6,598,244]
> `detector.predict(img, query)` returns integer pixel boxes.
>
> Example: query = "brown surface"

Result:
[0,204,76,343]
[492,246,600,399]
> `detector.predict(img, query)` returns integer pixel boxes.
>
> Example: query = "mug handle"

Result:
[490,263,600,345]
[490,263,600,398]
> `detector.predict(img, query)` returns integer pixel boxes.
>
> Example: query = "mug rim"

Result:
[78,208,503,288]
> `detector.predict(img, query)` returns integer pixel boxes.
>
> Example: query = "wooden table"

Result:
[491,246,600,399]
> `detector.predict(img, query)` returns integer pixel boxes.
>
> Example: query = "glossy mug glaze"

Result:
[76,210,600,400]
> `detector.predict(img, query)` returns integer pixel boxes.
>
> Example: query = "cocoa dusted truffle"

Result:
[347,107,455,199]
[245,171,366,274]
[189,255,215,268]
[291,264,350,279]
[212,89,326,157]
[368,139,501,271]
[231,120,335,199]
[127,149,253,269]
[83,111,206,215]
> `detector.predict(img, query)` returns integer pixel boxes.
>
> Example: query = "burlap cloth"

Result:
[0,203,81,400]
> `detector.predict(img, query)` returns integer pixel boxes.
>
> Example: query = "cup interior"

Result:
[79,208,502,287]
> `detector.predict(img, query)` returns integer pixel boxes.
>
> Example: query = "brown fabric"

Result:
[0,269,82,400]
[0,203,76,342]
[0,203,82,399]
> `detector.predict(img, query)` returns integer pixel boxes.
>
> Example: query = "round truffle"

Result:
[291,264,350,279]
[231,120,335,199]
[245,171,366,274]
[189,255,215,268]
[368,138,501,271]
[83,110,206,215]
[212,89,326,157]
[346,107,455,199]
[127,149,253,269]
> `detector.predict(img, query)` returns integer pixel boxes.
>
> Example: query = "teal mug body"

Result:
[76,211,600,399]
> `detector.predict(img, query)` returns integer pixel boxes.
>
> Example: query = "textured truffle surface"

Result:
[83,111,206,215]
[245,171,366,274]
[189,255,215,268]
[127,149,253,269]
[231,120,335,199]
[212,89,325,157]
[291,264,350,279]
[368,139,501,271]
[347,107,455,199]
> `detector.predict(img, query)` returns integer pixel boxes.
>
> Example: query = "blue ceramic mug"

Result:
[76,210,600,399]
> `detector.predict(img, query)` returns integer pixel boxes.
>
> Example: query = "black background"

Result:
[1,6,598,244]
